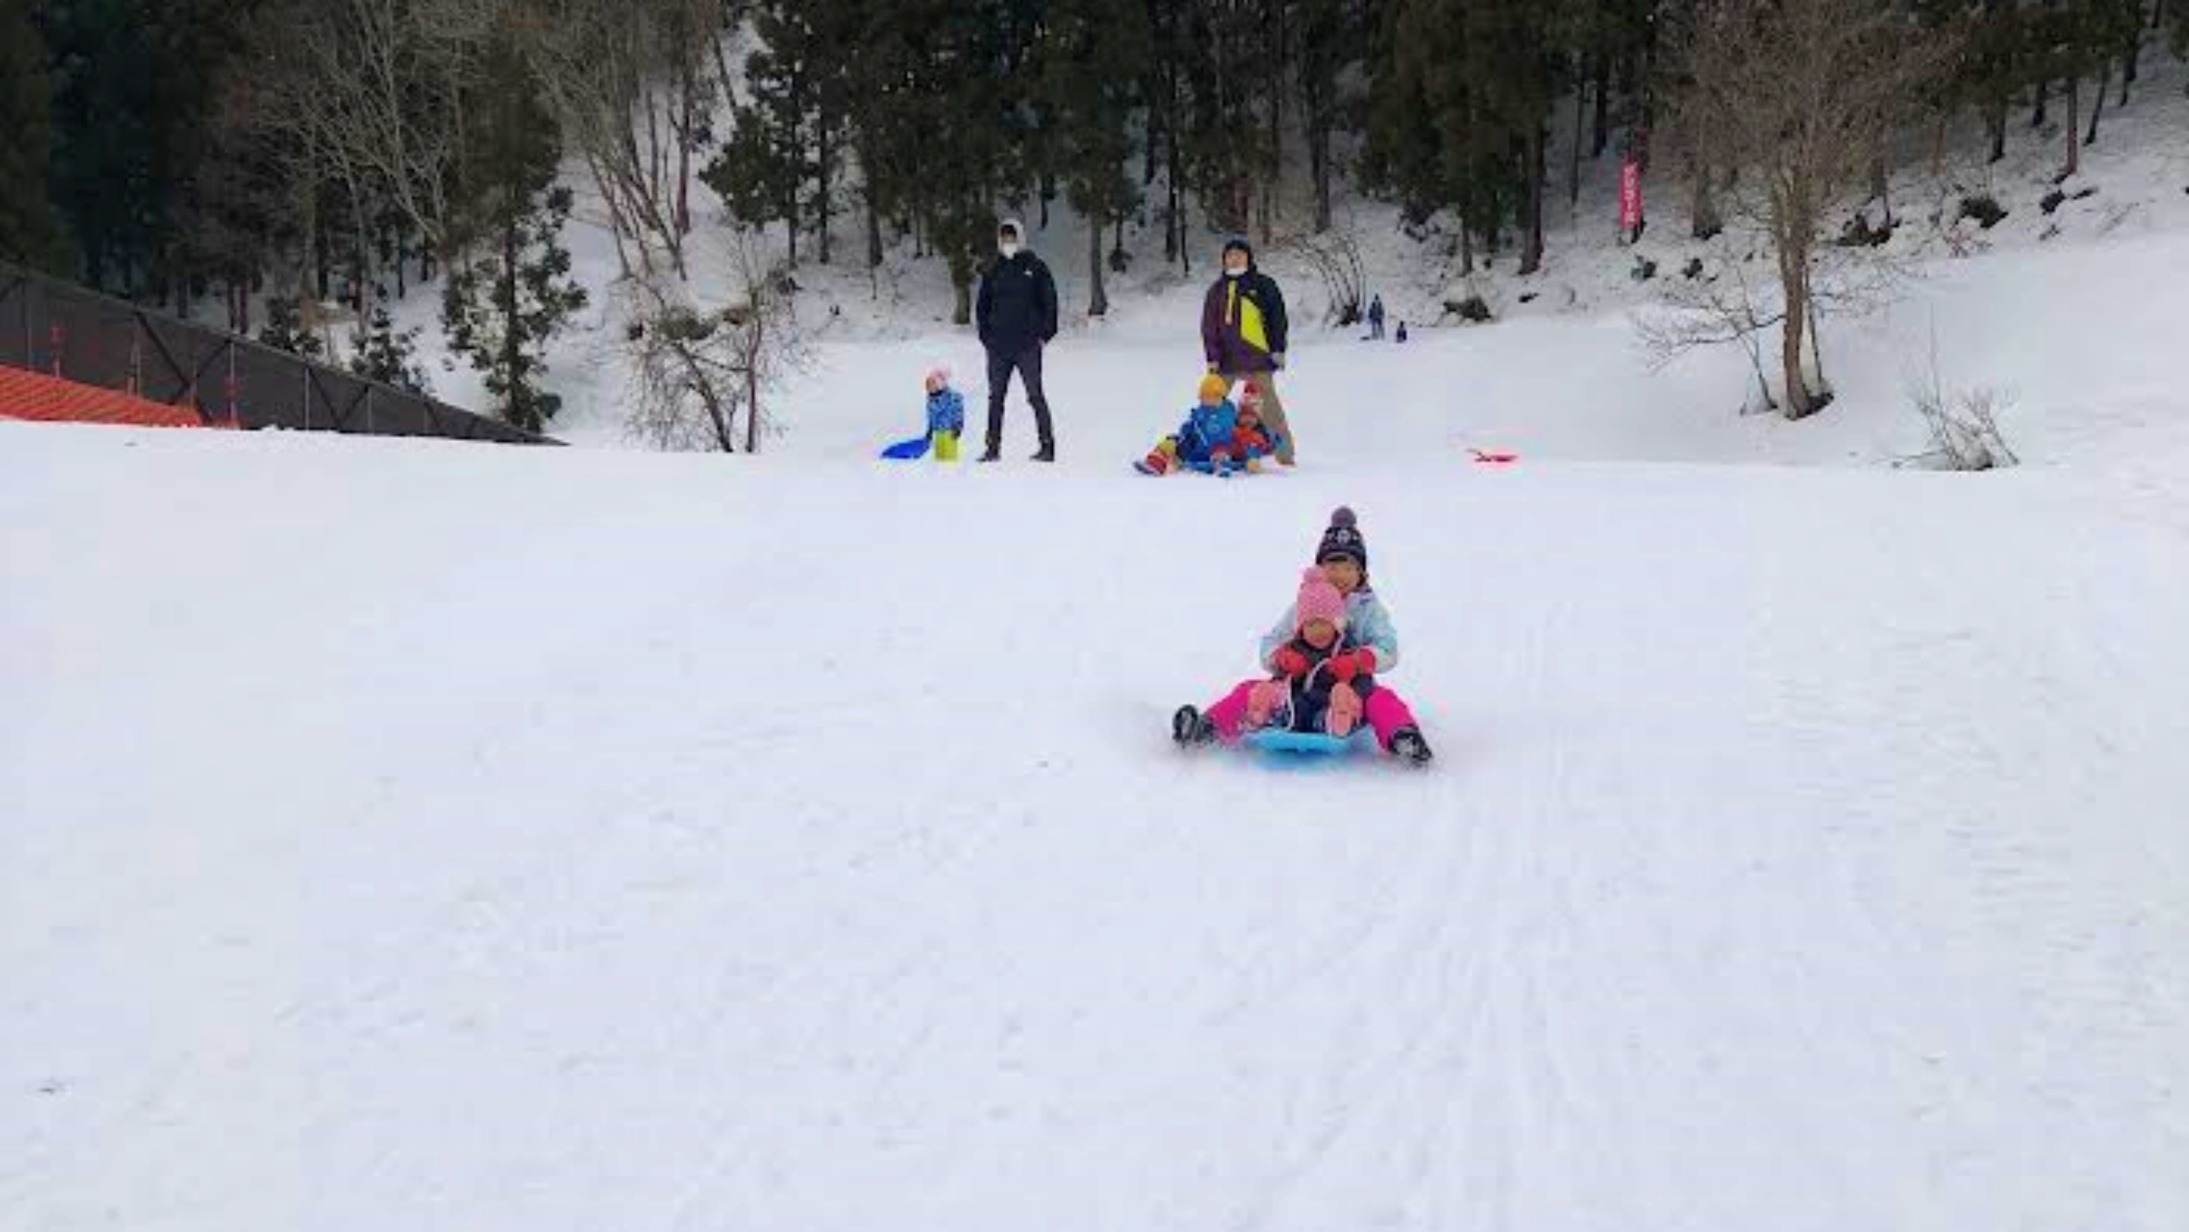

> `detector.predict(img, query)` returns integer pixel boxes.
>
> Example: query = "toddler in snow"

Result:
[1136,373,1241,475]
[1173,506,1433,766]
[1239,566,1380,738]
[1229,380,1278,472]
[924,365,965,461]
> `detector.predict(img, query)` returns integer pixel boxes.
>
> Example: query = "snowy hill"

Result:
[9,46,2189,1232]
[5,368,2188,1228]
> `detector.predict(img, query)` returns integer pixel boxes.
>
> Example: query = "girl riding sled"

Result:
[1173,506,1433,766]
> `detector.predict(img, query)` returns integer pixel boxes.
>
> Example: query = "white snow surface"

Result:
[6,371,2189,1229]
[9,63,2189,1227]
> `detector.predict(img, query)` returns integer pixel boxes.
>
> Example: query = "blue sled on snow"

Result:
[880,435,931,460]
[1245,727,1377,758]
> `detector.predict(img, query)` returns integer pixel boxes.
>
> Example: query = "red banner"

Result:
[1619,160,1643,234]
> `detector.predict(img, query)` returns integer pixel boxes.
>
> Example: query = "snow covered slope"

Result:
[4,418,2185,1231]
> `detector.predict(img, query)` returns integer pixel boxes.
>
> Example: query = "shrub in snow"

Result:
[1447,294,1493,323]
[1958,194,2008,229]
[1904,340,2018,471]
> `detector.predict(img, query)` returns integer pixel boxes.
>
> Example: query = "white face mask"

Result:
[1225,264,1246,278]
[1000,240,1021,259]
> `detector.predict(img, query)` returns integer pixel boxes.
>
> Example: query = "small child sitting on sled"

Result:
[1137,374,1243,475]
[1172,506,1433,765]
[1227,381,1279,472]
[1238,567,1379,737]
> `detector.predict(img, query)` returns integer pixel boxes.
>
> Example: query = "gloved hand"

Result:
[1327,648,1377,683]
[1272,645,1311,678]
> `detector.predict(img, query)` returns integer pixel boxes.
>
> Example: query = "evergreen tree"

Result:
[38,0,257,299]
[706,4,814,264]
[440,35,587,434]
[349,303,432,396]
[1040,0,1152,315]
[258,297,325,359]
[0,0,56,268]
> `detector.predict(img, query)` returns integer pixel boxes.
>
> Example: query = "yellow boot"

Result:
[932,430,959,461]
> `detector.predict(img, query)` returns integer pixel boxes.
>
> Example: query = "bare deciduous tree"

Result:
[518,0,719,282]
[623,239,808,453]
[280,0,503,259]
[1903,327,2018,470]
[1668,0,1958,418]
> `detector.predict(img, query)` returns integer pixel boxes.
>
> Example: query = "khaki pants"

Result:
[1226,368,1293,464]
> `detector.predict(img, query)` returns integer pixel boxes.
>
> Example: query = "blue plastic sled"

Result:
[1245,727,1377,758]
[881,435,931,460]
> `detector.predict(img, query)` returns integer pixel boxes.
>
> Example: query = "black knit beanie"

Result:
[1315,506,1368,570]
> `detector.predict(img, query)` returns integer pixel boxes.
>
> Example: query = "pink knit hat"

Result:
[1295,566,1347,633]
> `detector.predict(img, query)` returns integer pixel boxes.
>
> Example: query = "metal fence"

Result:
[0,263,559,446]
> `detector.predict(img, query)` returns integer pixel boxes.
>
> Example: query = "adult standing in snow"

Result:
[1366,294,1386,340]
[975,219,1060,463]
[1202,238,1294,466]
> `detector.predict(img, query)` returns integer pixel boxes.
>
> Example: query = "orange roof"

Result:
[0,367,210,429]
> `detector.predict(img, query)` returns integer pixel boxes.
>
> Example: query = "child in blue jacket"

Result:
[925,366,965,461]
[1137,373,1242,475]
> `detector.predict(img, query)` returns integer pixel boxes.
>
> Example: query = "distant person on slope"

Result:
[1201,237,1294,465]
[1366,293,1386,340]
[975,219,1060,463]
[1172,506,1432,766]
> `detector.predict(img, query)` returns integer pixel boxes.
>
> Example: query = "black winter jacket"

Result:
[977,251,1060,354]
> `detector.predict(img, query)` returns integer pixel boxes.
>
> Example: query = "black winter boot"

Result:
[1172,705,1217,747]
[1388,725,1433,767]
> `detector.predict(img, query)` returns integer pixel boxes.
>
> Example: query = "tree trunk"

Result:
[1591,55,1611,157]
[950,259,973,326]
[1987,96,2008,162]
[1871,156,1892,226]
[1690,162,1721,239]
[500,207,526,430]
[676,58,695,238]
[2087,65,2107,144]
[1459,224,1474,276]
[1568,75,1585,208]
[866,185,884,269]
[2065,74,2082,174]
[744,318,761,453]
[1777,192,1812,422]
[1519,128,1545,276]
[817,113,835,265]
[2032,77,2049,128]
[1778,238,1813,419]
[1088,215,1108,317]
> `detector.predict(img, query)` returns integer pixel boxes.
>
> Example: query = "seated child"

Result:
[925,366,965,461]
[1239,567,1378,738]
[1137,374,1239,475]
[1229,381,1279,473]
[1172,506,1434,765]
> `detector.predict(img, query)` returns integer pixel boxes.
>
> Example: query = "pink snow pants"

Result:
[1205,679,1418,748]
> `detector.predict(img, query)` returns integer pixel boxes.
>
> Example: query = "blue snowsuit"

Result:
[926,388,966,437]
[1173,399,1239,466]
